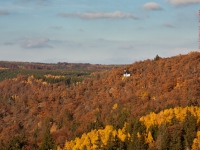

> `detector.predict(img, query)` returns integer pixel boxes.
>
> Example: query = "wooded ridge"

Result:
[0,51,200,149]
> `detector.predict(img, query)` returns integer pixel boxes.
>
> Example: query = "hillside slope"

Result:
[0,51,200,149]
[60,106,200,150]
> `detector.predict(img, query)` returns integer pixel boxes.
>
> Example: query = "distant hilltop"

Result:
[0,61,123,70]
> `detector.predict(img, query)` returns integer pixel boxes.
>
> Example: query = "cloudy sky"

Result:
[0,0,200,64]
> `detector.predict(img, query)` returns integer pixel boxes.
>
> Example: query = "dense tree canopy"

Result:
[0,51,200,149]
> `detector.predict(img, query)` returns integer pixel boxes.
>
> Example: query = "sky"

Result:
[0,0,200,64]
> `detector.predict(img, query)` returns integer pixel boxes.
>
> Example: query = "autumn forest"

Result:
[1,51,200,150]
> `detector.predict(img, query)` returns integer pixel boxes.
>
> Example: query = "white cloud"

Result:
[20,37,52,48]
[165,0,200,6]
[0,10,9,15]
[58,11,138,19]
[142,2,163,10]
[162,22,175,28]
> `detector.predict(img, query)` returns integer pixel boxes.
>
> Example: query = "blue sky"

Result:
[0,0,200,64]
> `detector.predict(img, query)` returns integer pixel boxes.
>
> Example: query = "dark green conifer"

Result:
[40,119,55,150]
[105,132,115,150]
[169,124,184,150]
[183,110,197,149]
[160,126,170,150]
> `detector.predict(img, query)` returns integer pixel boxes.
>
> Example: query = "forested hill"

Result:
[0,61,119,70]
[0,51,200,149]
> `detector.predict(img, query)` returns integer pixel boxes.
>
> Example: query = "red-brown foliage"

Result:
[0,52,200,148]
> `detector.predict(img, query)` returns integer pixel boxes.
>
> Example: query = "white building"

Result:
[123,69,130,77]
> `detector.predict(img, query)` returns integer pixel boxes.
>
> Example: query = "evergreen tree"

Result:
[130,118,148,150]
[160,126,170,150]
[94,132,102,150]
[148,125,159,141]
[154,55,161,61]
[169,124,184,150]
[6,132,27,150]
[112,135,120,150]
[118,139,127,150]
[105,132,115,150]
[133,118,146,135]
[127,139,135,150]
[33,128,39,150]
[136,134,148,150]
[117,108,129,129]
[40,119,55,150]
[183,110,197,149]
